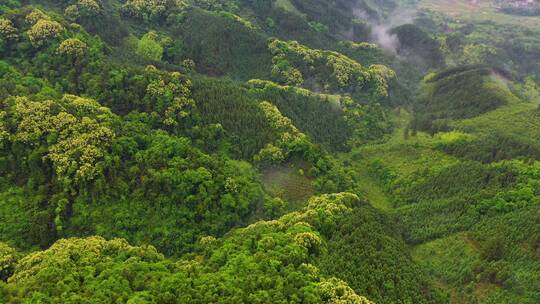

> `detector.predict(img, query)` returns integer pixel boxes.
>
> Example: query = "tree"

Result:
[27,19,64,47]
[0,243,18,281]
[25,9,49,25]
[121,0,186,22]
[63,0,102,21]
[3,237,165,302]
[181,58,195,72]
[6,95,115,188]
[57,38,87,59]
[0,18,17,41]
[77,0,102,17]
[137,31,163,61]
[461,43,497,65]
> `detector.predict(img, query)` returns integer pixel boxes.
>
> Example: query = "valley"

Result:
[0,0,539,303]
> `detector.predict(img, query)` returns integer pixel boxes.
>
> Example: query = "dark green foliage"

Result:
[470,205,540,299]
[390,24,444,69]
[366,155,540,244]
[337,41,422,107]
[191,76,278,158]
[415,13,540,80]
[67,131,264,256]
[289,0,355,34]
[174,8,272,79]
[2,1,540,303]
[413,66,514,133]
[247,80,351,151]
[318,204,448,304]
[0,194,376,303]
[437,132,540,163]
[344,101,394,146]
[0,4,365,259]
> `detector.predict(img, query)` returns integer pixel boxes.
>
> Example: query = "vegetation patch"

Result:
[262,162,315,208]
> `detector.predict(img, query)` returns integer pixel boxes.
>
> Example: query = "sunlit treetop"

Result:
[57,38,87,58]
[27,19,64,47]
[0,18,18,40]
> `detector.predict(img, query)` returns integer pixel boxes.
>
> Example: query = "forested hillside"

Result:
[0,0,539,303]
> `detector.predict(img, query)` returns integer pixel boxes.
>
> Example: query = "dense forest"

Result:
[0,0,539,303]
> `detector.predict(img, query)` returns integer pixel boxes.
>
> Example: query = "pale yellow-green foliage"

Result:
[8,95,114,186]
[174,0,189,9]
[272,63,303,86]
[434,131,475,145]
[57,38,87,58]
[255,101,309,164]
[146,71,191,98]
[0,242,18,280]
[318,278,374,304]
[181,58,195,71]
[254,143,285,163]
[194,0,228,11]
[64,5,80,21]
[77,0,102,15]
[232,193,373,304]
[293,231,322,251]
[368,64,396,98]
[247,79,341,104]
[8,236,162,284]
[279,130,308,147]
[0,111,8,146]
[258,101,298,134]
[224,176,239,193]
[140,70,199,129]
[48,114,114,184]
[122,0,186,19]
[218,11,257,30]
[11,98,58,143]
[286,41,322,64]
[279,193,357,230]
[163,96,195,126]
[268,40,310,86]
[27,19,64,47]
[25,9,49,25]
[245,192,360,238]
[0,18,18,40]
[63,0,102,20]
[326,53,364,87]
[436,36,460,66]
[339,40,378,51]
[268,39,395,95]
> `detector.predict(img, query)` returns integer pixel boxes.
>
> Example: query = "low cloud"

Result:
[352,2,418,54]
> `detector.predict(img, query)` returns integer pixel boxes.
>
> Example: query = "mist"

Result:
[352,2,418,54]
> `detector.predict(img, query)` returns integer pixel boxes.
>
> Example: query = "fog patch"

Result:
[370,24,400,54]
[351,2,418,54]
